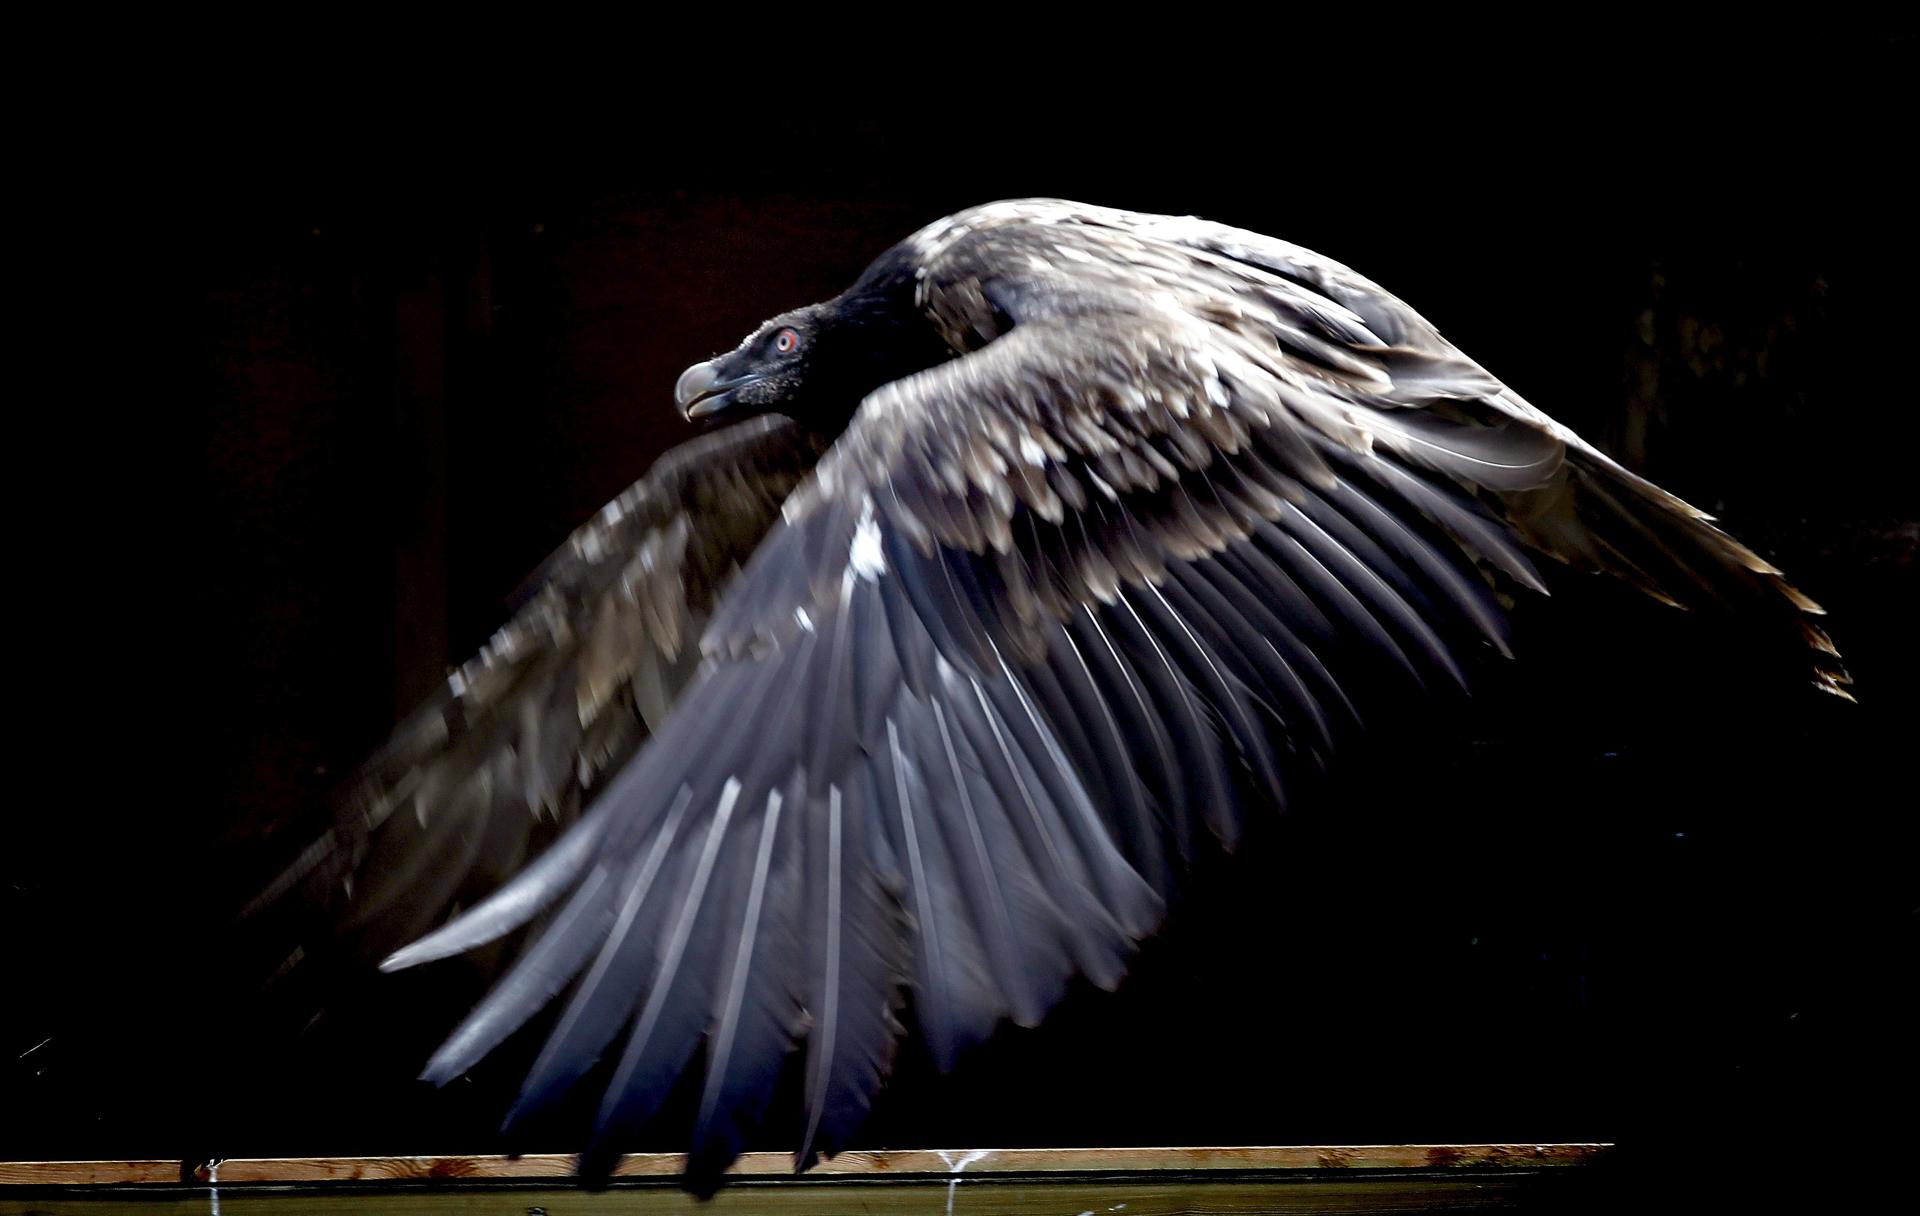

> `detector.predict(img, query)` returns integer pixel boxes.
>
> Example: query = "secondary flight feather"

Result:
[254,199,1847,1185]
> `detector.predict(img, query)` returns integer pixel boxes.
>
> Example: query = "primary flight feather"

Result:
[256,199,1846,1184]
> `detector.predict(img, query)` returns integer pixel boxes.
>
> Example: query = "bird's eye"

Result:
[774,328,800,354]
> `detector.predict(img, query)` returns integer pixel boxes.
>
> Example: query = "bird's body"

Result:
[257,200,1845,1185]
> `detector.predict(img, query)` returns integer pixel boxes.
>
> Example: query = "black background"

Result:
[8,26,1915,1207]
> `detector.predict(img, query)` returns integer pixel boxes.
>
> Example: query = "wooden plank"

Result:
[0,1160,183,1186]
[0,1175,1590,1214]
[0,1144,1608,1187]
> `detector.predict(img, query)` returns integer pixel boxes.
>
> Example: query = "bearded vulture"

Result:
[253,199,1847,1184]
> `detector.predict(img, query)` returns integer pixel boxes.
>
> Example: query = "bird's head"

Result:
[674,259,955,434]
[675,304,832,425]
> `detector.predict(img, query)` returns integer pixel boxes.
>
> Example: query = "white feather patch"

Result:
[849,497,887,579]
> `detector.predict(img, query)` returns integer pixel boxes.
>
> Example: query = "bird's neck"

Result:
[800,261,956,437]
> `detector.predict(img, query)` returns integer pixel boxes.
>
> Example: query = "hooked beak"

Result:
[676,360,760,420]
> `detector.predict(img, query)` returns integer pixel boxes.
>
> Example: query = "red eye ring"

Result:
[774,328,799,353]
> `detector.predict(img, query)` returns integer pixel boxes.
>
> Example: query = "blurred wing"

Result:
[244,414,830,996]
[385,201,1846,1185]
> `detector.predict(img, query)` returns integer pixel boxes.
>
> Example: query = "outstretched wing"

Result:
[906,200,1845,695]
[244,414,831,1003]
[385,200,1845,1185]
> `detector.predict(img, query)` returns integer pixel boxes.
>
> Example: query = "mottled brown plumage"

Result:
[254,200,1846,1187]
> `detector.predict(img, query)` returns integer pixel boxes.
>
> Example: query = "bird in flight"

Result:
[253,199,1847,1184]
